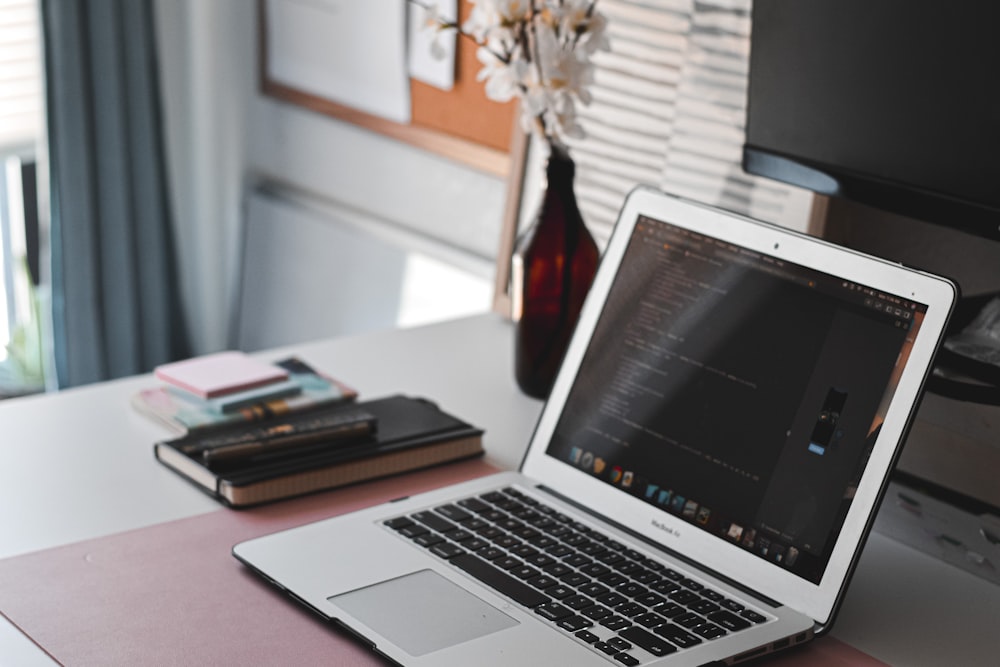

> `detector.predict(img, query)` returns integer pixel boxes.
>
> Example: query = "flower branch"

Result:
[415,0,610,149]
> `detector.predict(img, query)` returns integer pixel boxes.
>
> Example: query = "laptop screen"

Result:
[545,214,928,584]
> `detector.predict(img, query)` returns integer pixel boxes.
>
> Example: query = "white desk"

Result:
[1,314,997,664]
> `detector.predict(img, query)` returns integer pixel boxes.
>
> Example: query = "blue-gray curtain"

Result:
[42,0,189,387]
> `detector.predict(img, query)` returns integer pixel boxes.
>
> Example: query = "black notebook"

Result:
[154,395,484,507]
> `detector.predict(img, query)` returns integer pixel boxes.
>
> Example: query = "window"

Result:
[0,0,43,395]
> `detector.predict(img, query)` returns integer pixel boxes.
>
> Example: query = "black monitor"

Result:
[743,0,1000,242]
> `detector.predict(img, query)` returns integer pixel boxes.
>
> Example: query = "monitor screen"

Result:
[743,0,1000,241]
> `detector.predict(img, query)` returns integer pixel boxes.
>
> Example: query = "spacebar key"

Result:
[452,553,550,608]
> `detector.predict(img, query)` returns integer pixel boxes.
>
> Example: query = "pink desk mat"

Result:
[0,459,884,666]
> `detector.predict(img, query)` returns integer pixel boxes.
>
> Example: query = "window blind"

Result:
[0,0,42,152]
[564,0,810,248]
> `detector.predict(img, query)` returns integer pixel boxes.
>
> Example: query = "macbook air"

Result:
[234,187,956,665]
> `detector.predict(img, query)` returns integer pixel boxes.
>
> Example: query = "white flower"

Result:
[426,0,609,144]
[476,47,524,103]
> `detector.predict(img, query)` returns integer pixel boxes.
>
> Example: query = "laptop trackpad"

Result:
[329,569,518,657]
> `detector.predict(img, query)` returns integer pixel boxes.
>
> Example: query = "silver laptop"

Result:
[234,187,956,666]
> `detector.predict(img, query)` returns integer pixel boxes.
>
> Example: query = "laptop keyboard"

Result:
[384,486,769,664]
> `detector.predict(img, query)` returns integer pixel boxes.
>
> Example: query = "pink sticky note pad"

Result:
[154,351,289,399]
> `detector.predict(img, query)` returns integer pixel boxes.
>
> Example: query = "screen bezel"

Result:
[520,186,956,626]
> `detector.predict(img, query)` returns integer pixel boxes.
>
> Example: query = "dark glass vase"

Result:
[512,144,599,398]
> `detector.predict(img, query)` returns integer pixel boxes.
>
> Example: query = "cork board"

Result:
[259,0,519,177]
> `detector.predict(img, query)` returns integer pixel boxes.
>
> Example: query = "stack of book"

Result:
[133,352,360,435]
[135,352,484,507]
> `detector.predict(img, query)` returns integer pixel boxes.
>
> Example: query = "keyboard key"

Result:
[383,517,414,530]
[546,545,573,558]
[604,539,626,552]
[721,599,744,612]
[619,626,678,657]
[560,572,589,587]
[702,589,725,602]
[511,544,538,559]
[528,517,556,531]
[579,582,609,598]
[411,511,454,533]
[529,536,558,550]
[493,535,521,550]
[741,609,767,624]
[478,547,504,560]
[708,610,752,632]
[463,518,489,532]
[652,602,686,618]
[527,574,558,589]
[512,508,541,522]
[692,622,727,640]
[544,563,572,578]
[535,602,574,621]
[399,524,429,539]
[598,573,628,587]
[515,526,541,540]
[445,530,473,542]
[607,637,633,651]
[457,497,491,513]
[414,533,444,548]
[614,560,648,584]
[623,548,645,561]
[557,615,593,631]
[547,585,575,600]
[680,578,703,592]
[634,612,665,628]
[614,652,640,666]
[576,629,600,644]
[615,602,646,618]
[600,615,632,631]
[461,538,489,552]
[451,553,549,608]
[429,542,464,559]
[436,504,472,522]
[652,580,681,595]
[618,583,648,598]
[689,599,720,615]
[545,525,572,538]
[563,594,593,610]
[526,553,556,568]
[596,592,628,607]
[669,590,701,605]
[581,605,613,621]
[635,592,665,607]
[591,641,615,655]
[654,623,702,649]
[499,518,525,532]
[674,612,704,628]
[494,556,521,570]
[477,527,504,540]
[581,563,611,578]
[510,565,540,580]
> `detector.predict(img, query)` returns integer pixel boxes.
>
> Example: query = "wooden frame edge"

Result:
[492,120,529,317]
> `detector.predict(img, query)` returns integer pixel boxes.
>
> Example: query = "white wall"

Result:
[155,1,506,355]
